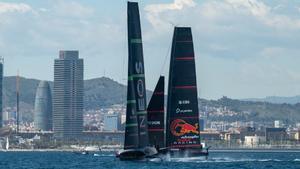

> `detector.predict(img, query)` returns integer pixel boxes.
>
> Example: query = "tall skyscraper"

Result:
[34,81,52,131]
[0,57,3,128]
[53,51,84,140]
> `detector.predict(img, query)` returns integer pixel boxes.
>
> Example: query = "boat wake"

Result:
[97,153,300,163]
[161,156,300,163]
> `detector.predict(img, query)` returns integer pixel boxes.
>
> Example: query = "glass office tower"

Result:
[53,51,83,140]
[34,81,52,131]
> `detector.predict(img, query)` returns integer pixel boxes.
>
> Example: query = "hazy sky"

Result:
[1,0,300,100]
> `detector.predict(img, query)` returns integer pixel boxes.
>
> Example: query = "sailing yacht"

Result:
[116,1,157,160]
[147,27,209,157]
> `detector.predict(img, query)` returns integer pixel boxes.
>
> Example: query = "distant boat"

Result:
[73,150,89,155]
[116,1,157,161]
[148,27,209,158]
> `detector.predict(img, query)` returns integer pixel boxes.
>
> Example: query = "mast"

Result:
[147,76,165,149]
[16,71,20,133]
[0,57,3,128]
[166,27,201,149]
[124,1,149,149]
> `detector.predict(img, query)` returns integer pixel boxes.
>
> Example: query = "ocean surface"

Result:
[0,151,299,169]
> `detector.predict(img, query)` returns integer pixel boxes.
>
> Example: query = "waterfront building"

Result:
[288,130,300,141]
[34,81,52,131]
[274,120,283,128]
[199,118,205,131]
[239,126,256,141]
[0,58,3,128]
[53,51,84,140]
[265,128,287,143]
[200,130,221,141]
[296,123,300,128]
[103,113,121,131]
[224,132,241,142]
[120,114,126,124]
[244,135,266,147]
[295,130,300,141]
[2,111,8,121]
[81,131,124,144]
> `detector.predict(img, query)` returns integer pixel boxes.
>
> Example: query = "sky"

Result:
[1,0,300,100]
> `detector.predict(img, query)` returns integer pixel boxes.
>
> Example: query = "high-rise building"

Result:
[103,113,121,131]
[53,51,83,140]
[199,118,205,131]
[34,81,52,131]
[0,57,3,128]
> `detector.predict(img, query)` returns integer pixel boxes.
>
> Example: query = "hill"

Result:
[3,76,151,110]
[243,96,300,104]
[3,76,300,123]
[199,97,300,123]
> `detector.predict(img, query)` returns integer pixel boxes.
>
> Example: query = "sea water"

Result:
[0,151,299,169]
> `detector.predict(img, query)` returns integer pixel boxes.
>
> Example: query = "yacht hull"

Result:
[116,147,158,161]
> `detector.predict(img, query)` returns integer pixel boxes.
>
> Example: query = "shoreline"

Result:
[2,148,300,153]
[210,149,300,153]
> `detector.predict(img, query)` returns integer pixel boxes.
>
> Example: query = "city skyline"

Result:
[1,0,300,100]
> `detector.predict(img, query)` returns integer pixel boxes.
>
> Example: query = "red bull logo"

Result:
[170,119,199,136]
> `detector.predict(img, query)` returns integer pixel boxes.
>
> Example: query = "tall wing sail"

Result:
[147,76,165,149]
[166,27,201,149]
[124,1,149,149]
[124,70,139,149]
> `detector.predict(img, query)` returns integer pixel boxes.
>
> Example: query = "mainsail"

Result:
[166,27,202,149]
[124,1,149,149]
[147,76,165,149]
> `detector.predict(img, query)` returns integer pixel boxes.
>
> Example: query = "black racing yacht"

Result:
[116,1,157,161]
[147,27,209,158]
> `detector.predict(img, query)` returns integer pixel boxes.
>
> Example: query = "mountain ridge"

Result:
[3,76,300,123]
[243,96,300,104]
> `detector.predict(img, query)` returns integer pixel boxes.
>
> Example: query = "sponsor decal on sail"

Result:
[178,100,190,105]
[148,121,161,125]
[175,108,192,113]
[170,119,199,136]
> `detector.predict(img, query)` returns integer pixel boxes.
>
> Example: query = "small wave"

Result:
[294,159,300,161]
[92,153,115,157]
[257,159,277,162]
[149,158,163,162]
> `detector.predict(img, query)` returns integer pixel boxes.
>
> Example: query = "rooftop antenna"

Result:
[16,70,20,133]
